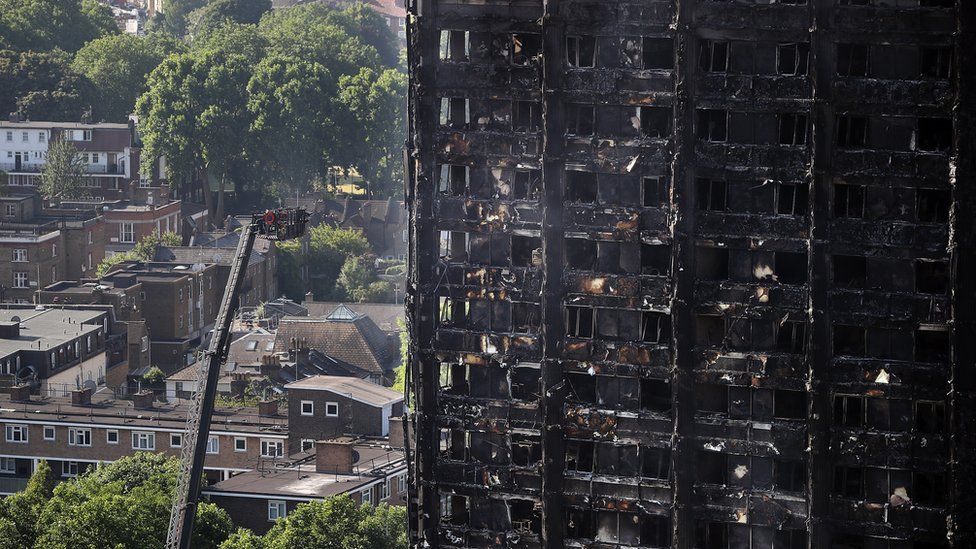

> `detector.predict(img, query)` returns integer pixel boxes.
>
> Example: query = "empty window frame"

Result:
[512,169,541,200]
[915,401,946,434]
[439,97,469,126]
[773,389,806,420]
[697,383,729,414]
[638,37,673,70]
[833,255,867,288]
[696,109,728,142]
[914,472,947,506]
[640,378,671,413]
[595,309,641,341]
[643,176,669,207]
[565,238,597,270]
[437,164,468,195]
[641,311,671,343]
[438,230,468,261]
[511,33,541,66]
[917,188,950,223]
[776,320,806,354]
[699,39,729,72]
[696,315,725,346]
[777,42,810,75]
[567,104,595,136]
[834,466,864,498]
[833,325,866,357]
[775,251,808,284]
[696,247,730,281]
[833,183,865,218]
[639,106,671,138]
[566,35,596,68]
[511,235,541,267]
[566,306,594,338]
[439,30,469,62]
[916,260,949,294]
[565,170,597,203]
[777,182,809,215]
[641,243,671,275]
[440,492,470,526]
[513,100,542,132]
[916,118,952,152]
[697,451,727,484]
[837,43,869,76]
[915,328,949,363]
[779,113,808,145]
[836,115,869,148]
[774,460,807,492]
[920,46,952,78]
[696,178,727,211]
[438,297,468,327]
[642,446,671,479]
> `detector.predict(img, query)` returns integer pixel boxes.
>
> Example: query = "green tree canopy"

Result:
[307,225,371,299]
[72,33,182,122]
[40,137,87,203]
[0,0,116,53]
[144,0,207,38]
[258,496,405,549]
[187,0,271,38]
[0,49,90,120]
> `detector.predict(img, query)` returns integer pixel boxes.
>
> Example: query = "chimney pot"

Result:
[71,387,92,406]
[133,390,154,410]
[258,399,278,417]
[315,437,357,474]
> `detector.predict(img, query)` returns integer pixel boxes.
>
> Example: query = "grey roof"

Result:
[155,246,265,268]
[325,304,362,322]
[285,375,403,407]
[304,302,404,333]
[0,307,105,357]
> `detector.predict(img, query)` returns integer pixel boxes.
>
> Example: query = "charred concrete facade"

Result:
[406,1,975,549]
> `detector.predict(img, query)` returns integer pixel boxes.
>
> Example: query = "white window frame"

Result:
[234,437,247,452]
[0,457,15,474]
[132,431,155,450]
[206,436,219,455]
[380,479,391,500]
[120,222,135,243]
[170,433,182,448]
[5,424,27,443]
[4,204,14,216]
[268,500,287,521]
[68,427,92,447]
[301,439,315,452]
[106,429,119,444]
[43,425,55,441]
[12,272,28,288]
[62,461,80,477]
[361,487,373,506]
[260,439,283,458]
[326,402,339,417]
[12,249,26,262]
[397,473,407,493]
[300,400,314,416]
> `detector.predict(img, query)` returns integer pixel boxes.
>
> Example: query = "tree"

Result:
[258,496,406,549]
[40,137,87,203]
[306,225,371,299]
[337,68,407,198]
[95,229,181,276]
[187,0,271,38]
[0,49,90,121]
[275,239,305,302]
[323,4,400,69]
[0,460,54,549]
[144,0,208,38]
[0,0,117,53]
[72,33,182,122]
[219,529,264,549]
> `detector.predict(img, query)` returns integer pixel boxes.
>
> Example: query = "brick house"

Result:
[285,375,404,451]
[154,243,276,309]
[98,199,182,256]
[203,438,407,534]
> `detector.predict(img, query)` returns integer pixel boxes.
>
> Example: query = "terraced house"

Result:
[405,1,973,548]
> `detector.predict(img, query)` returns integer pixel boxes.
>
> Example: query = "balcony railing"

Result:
[0,162,125,175]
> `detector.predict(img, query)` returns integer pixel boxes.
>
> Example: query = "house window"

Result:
[268,500,287,521]
[5,131,11,142]
[695,178,727,211]
[837,43,869,77]
[4,204,15,216]
[699,39,729,72]
[168,433,182,448]
[301,439,315,452]
[777,42,809,75]
[567,104,595,136]
[0,458,15,474]
[43,426,55,441]
[696,109,728,142]
[106,430,119,444]
[21,132,28,142]
[439,29,469,62]
[777,183,809,216]
[120,223,135,243]
[380,479,391,500]
[51,244,56,257]
[13,272,28,288]
[361,487,373,506]
[234,437,247,452]
[779,113,808,145]
[325,402,339,417]
[5,424,27,443]
[12,249,26,262]
[836,115,869,148]
[206,436,219,454]
[68,428,92,447]
[38,132,45,142]
[261,439,284,458]
[566,306,594,338]
[301,400,314,416]
[397,473,408,493]
[132,431,155,450]
[63,461,80,477]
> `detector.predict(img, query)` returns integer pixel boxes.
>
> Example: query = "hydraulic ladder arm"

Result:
[165,209,307,549]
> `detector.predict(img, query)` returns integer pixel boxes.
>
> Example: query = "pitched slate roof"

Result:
[274,306,400,376]
[304,301,404,333]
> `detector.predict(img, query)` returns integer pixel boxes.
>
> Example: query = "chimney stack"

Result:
[133,390,154,410]
[8,384,30,402]
[71,387,92,406]
[315,437,357,474]
[258,399,278,417]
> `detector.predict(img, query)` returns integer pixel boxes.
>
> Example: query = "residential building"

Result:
[96,199,182,256]
[99,261,220,371]
[285,375,404,450]
[0,306,125,396]
[0,195,105,300]
[324,198,408,262]
[0,118,162,199]
[203,438,407,534]
[304,301,405,334]
[406,2,969,549]
[164,330,278,400]
[274,304,401,385]
[154,243,277,309]
[0,387,288,494]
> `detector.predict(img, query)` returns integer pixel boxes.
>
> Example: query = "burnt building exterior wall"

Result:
[406,1,973,548]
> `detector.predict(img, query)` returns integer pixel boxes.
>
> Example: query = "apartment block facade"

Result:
[406,2,973,549]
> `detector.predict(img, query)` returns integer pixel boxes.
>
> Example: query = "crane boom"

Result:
[165,209,307,549]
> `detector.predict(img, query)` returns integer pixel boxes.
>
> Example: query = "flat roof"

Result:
[0,308,105,356]
[0,122,129,130]
[285,376,403,407]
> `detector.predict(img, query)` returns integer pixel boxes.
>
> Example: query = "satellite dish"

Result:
[10,316,20,322]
